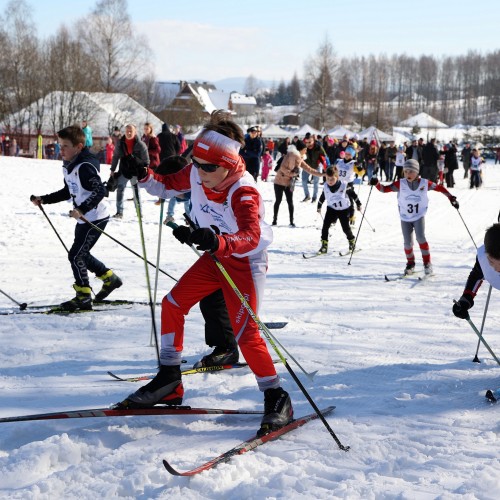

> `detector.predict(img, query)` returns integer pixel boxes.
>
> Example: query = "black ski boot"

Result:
[318,240,328,254]
[404,262,415,275]
[193,345,239,368]
[59,284,92,311]
[94,270,123,302]
[257,387,293,437]
[118,365,184,408]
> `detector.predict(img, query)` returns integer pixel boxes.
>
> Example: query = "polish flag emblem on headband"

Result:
[192,129,243,169]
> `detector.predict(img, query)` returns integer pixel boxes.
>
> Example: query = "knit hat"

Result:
[403,159,420,173]
[192,129,243,170]
[345,146,356,157]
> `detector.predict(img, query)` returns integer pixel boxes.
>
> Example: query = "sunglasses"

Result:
[192,158,220,173]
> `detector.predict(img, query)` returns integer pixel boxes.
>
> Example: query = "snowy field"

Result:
[0,155,499,499]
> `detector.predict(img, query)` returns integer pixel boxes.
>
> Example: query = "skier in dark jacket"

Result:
[30,125,122,310]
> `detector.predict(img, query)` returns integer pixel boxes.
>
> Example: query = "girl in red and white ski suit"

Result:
[371,159,459,274]
[138,129,280,392]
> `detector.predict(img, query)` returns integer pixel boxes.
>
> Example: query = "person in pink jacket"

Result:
[116,110,293,436]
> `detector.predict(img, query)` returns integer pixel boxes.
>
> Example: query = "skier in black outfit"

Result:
[316,165,362,254]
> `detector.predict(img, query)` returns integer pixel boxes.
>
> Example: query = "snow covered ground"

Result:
[0,155,499,499]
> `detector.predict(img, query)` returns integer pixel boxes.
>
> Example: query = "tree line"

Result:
[1,2,499,137]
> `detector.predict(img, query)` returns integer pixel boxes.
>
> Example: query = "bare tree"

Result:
[304,37,337,129]
[76,0,153,94]
[244,74,259,96]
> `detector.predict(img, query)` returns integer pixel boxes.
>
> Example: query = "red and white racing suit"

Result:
[139,165,280,391]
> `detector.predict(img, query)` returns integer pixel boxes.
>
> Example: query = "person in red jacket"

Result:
[116,110,293,437]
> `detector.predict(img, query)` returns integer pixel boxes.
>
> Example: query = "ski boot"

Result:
[94,270,123,302]
[424,262,433,276]
[193,345,239,368]
[348,238,356,251]
[257,387,294,437]
[59,284,92,311]
[318,240,328,254]
[117,365,184,408]
[404,262,415,275]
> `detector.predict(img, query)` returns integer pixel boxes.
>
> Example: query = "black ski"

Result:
[108,357,282,382]
[163,406,335,476]
[384,270,424,282]
[302,251,327,259]
[0,304,131,316]
[0,405,264,424]
[485,389,499,403]
[339,248,361,257]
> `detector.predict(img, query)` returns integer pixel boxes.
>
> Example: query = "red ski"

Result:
[163,406,335,476]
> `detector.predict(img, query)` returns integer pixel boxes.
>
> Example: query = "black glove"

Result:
[120,155,148,180]
[189,228,219,252]
[449,196,459,209]
[172,225,192,245]
[452,295,473,319]
[369,177,379,186]
[104,175,118,193]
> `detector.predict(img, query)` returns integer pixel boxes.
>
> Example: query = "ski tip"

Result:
[384,275,390,281]
[307,370,319,381]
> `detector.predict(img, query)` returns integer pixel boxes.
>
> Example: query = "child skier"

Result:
[370,159,459,275]
[469,148,484,189]
[335,146,360,225]
[30,126,122,310]
[116,110,293,436]
[316,166,362,254]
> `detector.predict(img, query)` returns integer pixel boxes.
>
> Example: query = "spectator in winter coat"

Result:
[444,143,459,188]
[174,125,187,155]
[105,137,114,164]
[157,123,180,160]
[277,137,291,157]
[110,124,150,219]
[302,133,327,202]
[240,127,263,181]
[461,142,472,179]
[273,140,323,227]
[406,139,423,165]
[421,139,440,183]
[142,122,161,170]
[82,120,93,148]
[111,127,122,148]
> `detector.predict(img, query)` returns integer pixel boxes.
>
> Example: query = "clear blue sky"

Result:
[2,0,499,84]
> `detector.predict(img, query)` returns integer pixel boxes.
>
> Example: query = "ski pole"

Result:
[347,185,374,265]
[32,199,69,253]
[210,251,348,450]
[174,215,317,382]
[472,285,492,363]
[171,219,348,450]
[0,288,27,310]
[456,209,477,250]
[150,199,165,347]
[78,216,177,282]
[454,300,500,366]
[362,213,376,232]
[131,179,160,368]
